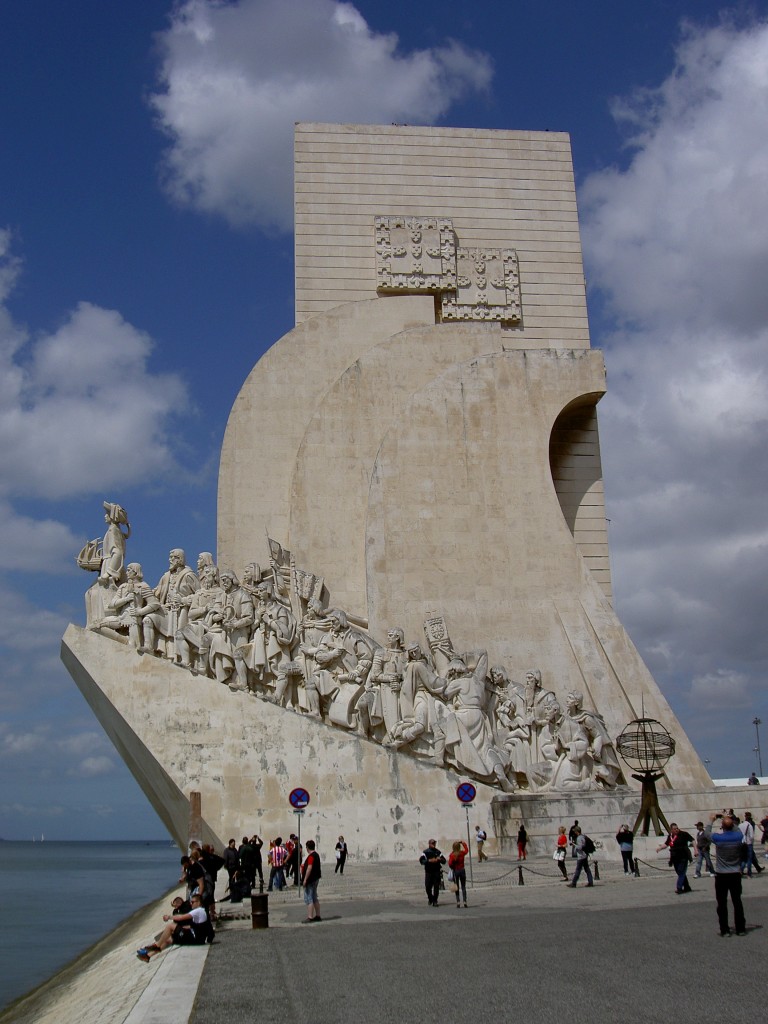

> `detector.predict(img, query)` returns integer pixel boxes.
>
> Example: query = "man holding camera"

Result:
[706,813,746,937]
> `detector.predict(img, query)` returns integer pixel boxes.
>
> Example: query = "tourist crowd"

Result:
[137,806,767,960]
[136,827,347,959]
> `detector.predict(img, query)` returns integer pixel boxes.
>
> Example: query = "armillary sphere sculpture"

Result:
[616,718,676,836]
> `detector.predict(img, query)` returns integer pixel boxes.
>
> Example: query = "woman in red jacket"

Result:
[448,840,469,908]
[554,825,569,880]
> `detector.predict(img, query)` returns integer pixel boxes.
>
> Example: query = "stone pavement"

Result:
[188,856,766,1024]
[5,856,765,1024]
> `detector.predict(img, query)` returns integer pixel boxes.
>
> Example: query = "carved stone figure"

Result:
[531,699,593,792]
[565,691,622,789]
[441,650,515,791]
[142,549,200,657]
[197,551,215,576]
[357,626,407,738]
[387,642,447,763]
[311,609,375,728]
[518,669,556,762]
[297,599,331,717]
[79,501,132,625]
[241,562,264,597]
[218,570,254,691]
[494,689,531,773]
[235,581,296,693]
[175,564,233,681]
[99,502,131,586]
[93,562,159,648]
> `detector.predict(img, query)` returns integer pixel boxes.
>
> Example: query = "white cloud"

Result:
[0,722,116,802]
[581,19,768,709]
[58,731,108,758]
[583,20,768,333]
[0,727,48,755]
[0,500,81,573]
[150,0,493,230]
[689,670,752,712]
[75,756,116,778]
[0,583,67,660]
[0,724,110,760]
[0,270,190,501]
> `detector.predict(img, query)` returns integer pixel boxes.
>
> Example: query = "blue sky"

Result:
[1,1,767,839]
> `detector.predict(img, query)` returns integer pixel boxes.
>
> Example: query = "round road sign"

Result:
[289,787,310,809]
[456,782,477,804]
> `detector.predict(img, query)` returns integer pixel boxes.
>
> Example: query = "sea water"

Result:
[0,840,182,1012]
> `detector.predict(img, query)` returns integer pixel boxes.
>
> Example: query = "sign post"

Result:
[288,788,310,900]
[456,782,477,888]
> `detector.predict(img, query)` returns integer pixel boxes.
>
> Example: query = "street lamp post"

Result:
[753,718,763,776]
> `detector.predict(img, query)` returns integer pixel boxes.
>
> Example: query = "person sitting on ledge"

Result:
[136,893,213,962]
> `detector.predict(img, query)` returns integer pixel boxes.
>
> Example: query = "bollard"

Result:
[518,865,525,885]
[593,861,600,880]
[634,860,641,877]
[251,891,269,929]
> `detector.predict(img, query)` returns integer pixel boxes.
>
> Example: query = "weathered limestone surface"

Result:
[218,295,435,575]
[289,321,506,613]
[62,625,496,858]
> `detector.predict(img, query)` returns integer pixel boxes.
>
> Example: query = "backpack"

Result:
[582,835,596,856]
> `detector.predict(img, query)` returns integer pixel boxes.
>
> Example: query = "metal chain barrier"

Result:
[475,861,579,885]
[633,857,671,874]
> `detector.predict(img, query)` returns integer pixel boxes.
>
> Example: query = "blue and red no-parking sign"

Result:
[289,787,310,809]
[456,782,477,804]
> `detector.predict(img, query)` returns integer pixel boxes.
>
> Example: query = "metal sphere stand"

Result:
[630,770,671,837]
[616,717,676,838]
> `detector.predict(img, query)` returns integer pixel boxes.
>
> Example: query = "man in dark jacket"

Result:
[251,834,265,888]
[238,837,256,889]
[222,839,240,886]
[420,839,446,906]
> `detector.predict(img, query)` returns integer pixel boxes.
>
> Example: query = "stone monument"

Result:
[62,124,742,860]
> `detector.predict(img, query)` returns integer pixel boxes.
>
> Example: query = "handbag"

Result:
[447,867,455,882]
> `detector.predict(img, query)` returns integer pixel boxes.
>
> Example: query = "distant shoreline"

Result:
[0,882,182,1024]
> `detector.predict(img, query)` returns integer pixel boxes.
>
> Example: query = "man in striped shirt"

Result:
[269,837,288,891]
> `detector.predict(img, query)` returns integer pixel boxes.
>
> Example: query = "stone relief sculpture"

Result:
[77,503,625,793]
[375,216,456,293]
[441,247,521,323]
[375,216,521,323]
[175,564,232,681]
[565,691,622,789]
[386,642,447,761]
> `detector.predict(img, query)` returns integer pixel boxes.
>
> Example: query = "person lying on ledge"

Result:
[136,893,213,962]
